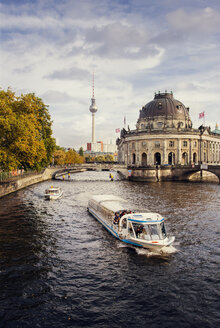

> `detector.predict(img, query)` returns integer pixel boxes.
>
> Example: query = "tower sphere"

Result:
[89,98,98,113]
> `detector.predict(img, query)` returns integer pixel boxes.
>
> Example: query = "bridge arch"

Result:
[171,165,220,183]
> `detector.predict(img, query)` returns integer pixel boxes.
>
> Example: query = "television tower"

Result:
[89,72,98,143]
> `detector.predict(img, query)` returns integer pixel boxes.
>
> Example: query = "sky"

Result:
[1,0,220,149]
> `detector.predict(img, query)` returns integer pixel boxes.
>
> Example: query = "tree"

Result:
[0,88,55,171]
[95,155,105,162]
[65,149,84,164]
[53,150,66,165]
[16,92,56,166]
[79,147,84,156]
[65,149,77,164]
[104,154,115,162]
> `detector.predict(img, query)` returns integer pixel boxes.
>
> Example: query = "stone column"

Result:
[201,139,204,163]
[189,139,192,164]
[178,139,181,164]
[148,140,153,165]
[163,139,167,164]
[136,141,140,166]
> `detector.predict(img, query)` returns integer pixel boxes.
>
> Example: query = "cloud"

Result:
[167,7,220,35]
[41,90,74,104]
[45,67,91,81]
[0,0,220,149]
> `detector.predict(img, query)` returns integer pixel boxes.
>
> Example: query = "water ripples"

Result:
[0,171,219,327]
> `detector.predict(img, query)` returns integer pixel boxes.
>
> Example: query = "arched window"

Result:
[193,152,197,164]
[182,152,188,165]
[168,152,175,165]
[142,153,147,166]
[132,153,136,165]
[154,152,161,165]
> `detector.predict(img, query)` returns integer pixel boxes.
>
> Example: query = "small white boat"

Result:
[88,195,175,253]
[44,186,63,200]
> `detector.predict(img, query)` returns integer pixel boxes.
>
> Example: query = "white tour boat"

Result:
[44,186,63,200]
[88,195,175,253]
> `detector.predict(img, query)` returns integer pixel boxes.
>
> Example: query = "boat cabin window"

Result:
[160,222,167,238]
[132,223,164,240]
[132,223,146,239]
[121,218,127,229]
[148,224,160,240]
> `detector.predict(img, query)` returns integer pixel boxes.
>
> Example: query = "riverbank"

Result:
[0,168,58,198]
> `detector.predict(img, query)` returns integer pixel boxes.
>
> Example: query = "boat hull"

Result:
[44,190,63,200]
[88,207,175,252]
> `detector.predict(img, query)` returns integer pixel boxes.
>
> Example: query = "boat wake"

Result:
[117,242,178,257]
[135,245,178,257]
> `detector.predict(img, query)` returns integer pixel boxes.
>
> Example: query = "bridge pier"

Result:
[119,165,220,183]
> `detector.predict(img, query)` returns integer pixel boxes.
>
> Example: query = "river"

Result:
[0,171,219,328]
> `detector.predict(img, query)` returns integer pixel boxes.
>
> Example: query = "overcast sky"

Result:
[1,0,220,149]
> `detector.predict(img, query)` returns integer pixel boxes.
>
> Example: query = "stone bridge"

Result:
[170,164,220,182]
[52,163,220,183]
[126,164,220,183]
[52,163,126,179]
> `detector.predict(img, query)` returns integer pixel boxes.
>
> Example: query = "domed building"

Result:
[117,92,220,169]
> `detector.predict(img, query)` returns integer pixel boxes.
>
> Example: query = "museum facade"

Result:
[117,92,220,167]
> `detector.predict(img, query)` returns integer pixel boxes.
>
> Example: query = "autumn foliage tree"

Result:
[0,88,56,171]
[53,148,84,165]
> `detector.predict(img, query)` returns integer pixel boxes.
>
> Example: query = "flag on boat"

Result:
[115,128,120,133]
[199,111,205,119]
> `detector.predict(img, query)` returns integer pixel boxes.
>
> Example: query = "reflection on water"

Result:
[0,171,219,328]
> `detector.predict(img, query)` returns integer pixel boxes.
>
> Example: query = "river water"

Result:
[0,171,219,328]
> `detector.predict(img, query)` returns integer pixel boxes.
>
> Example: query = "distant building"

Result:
[87,141,103,152]
[86,140,117,160]
[117,92,220,166]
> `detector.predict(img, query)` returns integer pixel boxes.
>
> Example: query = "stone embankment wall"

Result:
[0,168,58,198]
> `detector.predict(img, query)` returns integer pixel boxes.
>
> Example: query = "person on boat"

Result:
[114,212,120,225]
[62,175,65,180]
[136,225,143,238]
[68,173,70,179]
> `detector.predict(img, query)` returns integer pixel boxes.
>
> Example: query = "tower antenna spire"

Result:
[92,70,95,98]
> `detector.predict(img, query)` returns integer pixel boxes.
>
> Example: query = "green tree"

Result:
[79,147,84,156]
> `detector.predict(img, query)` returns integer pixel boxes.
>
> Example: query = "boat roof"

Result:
[90,194,151,214]
[91,195,131,212]
[46,187,61,191]
[125,213,164,223]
